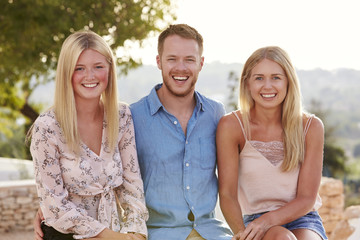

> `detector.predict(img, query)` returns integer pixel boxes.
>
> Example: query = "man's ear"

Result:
[156,55,162,70]
[200,56,205,69]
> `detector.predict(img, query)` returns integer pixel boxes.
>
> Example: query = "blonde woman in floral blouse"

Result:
[29,30,148,240]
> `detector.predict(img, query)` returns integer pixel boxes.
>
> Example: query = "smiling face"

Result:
[156,34,204,98]
[248,58,288,110]
[72,49,110,103]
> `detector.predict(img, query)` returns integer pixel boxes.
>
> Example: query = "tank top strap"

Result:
[304,114,314,137]
[232,111,248,140]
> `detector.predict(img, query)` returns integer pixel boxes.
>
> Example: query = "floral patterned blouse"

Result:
[31,104,148,239]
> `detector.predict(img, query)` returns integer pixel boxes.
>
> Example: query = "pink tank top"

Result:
[232,112,322,215]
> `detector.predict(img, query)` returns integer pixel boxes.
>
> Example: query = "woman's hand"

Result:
[232,229,245,240]
[34,208,44,240]
[234,217,271,240]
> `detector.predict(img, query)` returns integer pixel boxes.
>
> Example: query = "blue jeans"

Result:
[243,211,328,240]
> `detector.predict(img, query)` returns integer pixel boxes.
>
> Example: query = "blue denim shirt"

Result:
[130,84,232,240]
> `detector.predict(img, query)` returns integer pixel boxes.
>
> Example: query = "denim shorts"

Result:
[243,211,328,240]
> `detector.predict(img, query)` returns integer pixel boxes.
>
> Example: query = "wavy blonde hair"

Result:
[239,46,305,171]
[53,30,119,153]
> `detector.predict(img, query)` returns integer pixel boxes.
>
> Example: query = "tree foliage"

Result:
[354,143,360,158]
[0,123,28,159]
[226,71,239,111]
[0,0,176,125]
[308,100,348,178]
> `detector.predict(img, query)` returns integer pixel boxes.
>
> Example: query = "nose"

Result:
[264,78,272,88]
[174,60,187,71]
[85,69,95,81]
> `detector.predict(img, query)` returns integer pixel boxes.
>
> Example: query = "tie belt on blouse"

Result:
[97,185,122,231]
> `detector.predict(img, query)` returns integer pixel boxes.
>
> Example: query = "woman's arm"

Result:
[216,113,245,236]
[116,105,148,237]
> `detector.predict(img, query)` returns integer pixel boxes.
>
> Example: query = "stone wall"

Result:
[319,177,360,240]
[1,176,360,239]
[319,176,345,237]
[0,180,39,233]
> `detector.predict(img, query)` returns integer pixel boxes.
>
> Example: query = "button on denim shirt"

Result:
[130,84,232,240]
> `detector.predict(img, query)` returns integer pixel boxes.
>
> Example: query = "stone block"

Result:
[25,224,34,231]
[330,220,355,240]
[344,205,360,220]
[323,219,339,233]
[0,190,9,199]
[14,214,23,220]
[16,196,32,204]
[13,187,29,197]
[2,210,14,215]
[319,205,343,215]
[321,194,344,209]
[320,177,344,197]
[0,220,15,227]
[321,212,343,222]
[1,197,15,205]
[24,211,36,220]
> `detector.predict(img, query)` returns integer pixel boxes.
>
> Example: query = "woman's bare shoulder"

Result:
[218,110,243,129]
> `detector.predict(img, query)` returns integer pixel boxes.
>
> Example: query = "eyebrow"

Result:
[75,61,106,66]
[252,73,285,77]
[165,54,197,58]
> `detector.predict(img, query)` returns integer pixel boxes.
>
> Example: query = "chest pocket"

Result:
[199,136,216,170]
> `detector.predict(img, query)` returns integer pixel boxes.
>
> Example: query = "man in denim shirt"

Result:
[131,24,232,240]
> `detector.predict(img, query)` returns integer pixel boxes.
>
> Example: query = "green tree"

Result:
[226,71,239,111]
[0,123,28,159]
[354,143,360,158]
[0,0,175,159]
[0,0,175,124]
[308,99,348,178]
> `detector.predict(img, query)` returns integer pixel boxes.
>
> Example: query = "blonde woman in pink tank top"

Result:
[216,46,327,240]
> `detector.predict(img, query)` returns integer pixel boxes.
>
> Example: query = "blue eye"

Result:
[255,77,263,80]
[75,67,84,71]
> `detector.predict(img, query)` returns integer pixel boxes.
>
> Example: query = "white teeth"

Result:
[173,76,188,81]
[262,94,276,98]
[83,83,97,88]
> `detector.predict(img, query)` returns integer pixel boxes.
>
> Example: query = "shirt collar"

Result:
[148,83,205,116]
[194,90,205,112]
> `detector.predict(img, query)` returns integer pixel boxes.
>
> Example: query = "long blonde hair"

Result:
[239,46,304,171]
[54,30,119,153]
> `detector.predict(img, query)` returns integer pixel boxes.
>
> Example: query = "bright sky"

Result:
[135,0,360,71]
